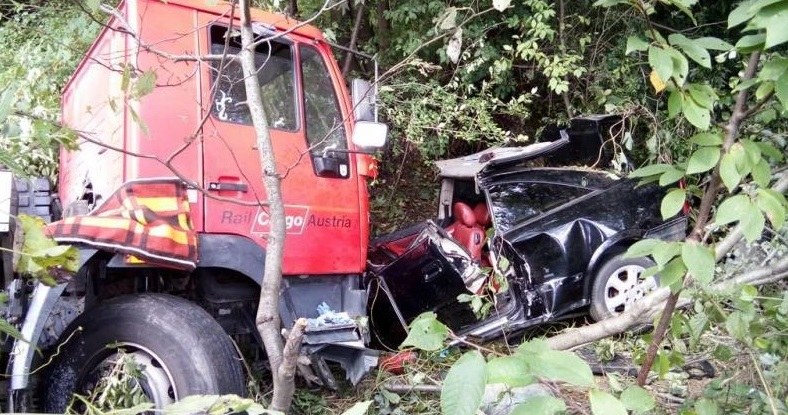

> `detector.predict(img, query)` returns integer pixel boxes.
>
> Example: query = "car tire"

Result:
[590,254,658,321]
[40,293,246,413]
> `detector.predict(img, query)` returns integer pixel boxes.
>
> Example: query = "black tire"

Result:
[589,254,658,321]
[40,293,245,413]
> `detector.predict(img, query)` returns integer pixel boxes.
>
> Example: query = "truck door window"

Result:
[209,26,297,131]
[300,46,347,156]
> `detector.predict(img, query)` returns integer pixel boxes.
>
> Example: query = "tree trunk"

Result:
[376,0,391,50]
[634,52,762,383]
[287,0,298,19]
[342,3,365,76]
[238,0,299,411]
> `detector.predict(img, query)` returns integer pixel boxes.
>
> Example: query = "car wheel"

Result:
[590,254,658,321]
[40,293,245,413]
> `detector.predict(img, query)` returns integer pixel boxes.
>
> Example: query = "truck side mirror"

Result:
[351,79,376,122]
[352,121,387,149]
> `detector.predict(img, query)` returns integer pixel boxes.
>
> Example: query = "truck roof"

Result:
[164,0,324,40]
[62,0,324,95]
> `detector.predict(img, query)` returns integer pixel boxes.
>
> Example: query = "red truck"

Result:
[4,0,387,411]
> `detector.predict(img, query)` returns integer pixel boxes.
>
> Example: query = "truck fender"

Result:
[105,234,266,285]
[10,247,99,391]
[197,234,266,284]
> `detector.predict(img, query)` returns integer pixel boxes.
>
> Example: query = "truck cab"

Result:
[5,1,385,411]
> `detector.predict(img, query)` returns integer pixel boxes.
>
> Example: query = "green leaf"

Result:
[666,0,697,23]
[681,241,715,285]
[589,389,627,415]
[400,312,449,351]
[625,238,663,258]
[683,98,710,130]
[725,310,753,341]
[517,338,550,355]
[686,147,720,174]
[690,132,722,146]
[658,257,687,291]
[756,188,785,229]
[687,84,716,109]
[668,90,683,117]
[693,37,733,51]
[134,70,157,98]
[720,149,742,192]
[653,241,681,267]
[528,349,594,387]
[758,1,788,49]
[0,319,27,343]
[741,139,762,165]
[741,206,766,242]
[735,34,766,52]
[620,386,656,413]
[668,48,690,85]
[341,401,373,415]
[648,46,674,85]
[728,0,764,27]
[716,195,751,226]
[510,396,567,415]
[760,57,788,81]
[486,356,534,387]
[776,71,788,109]
[661,188,686,220]
[733,78,759,92]
[626,36,649,54]
[630,163,673,178]
[755,81,774,100]
[629,164,673,177]
[441,351,487,415]
[695,398,720,415]
[668,34,711,68]
[659,167,685,186]
[751,158,771,188]
[755,141,784,162]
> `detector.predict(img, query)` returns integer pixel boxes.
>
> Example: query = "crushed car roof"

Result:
[435,133,569,179]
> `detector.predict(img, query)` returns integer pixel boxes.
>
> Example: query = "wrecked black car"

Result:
[367,115,687,349]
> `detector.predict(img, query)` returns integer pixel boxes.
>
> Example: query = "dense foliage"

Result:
[0,0,786,413]
[0,1,99,181]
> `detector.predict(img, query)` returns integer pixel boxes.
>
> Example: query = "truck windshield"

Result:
[209,26,298,131]
[300,45,347,154]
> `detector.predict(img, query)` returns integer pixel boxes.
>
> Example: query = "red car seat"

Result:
[446,202,487,262]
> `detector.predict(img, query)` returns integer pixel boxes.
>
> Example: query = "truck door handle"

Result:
[208,182,248,192]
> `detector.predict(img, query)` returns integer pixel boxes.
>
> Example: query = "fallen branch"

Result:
[384,382,442,394]
[548,258,788,351]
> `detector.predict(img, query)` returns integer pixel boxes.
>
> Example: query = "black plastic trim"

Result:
[197,233,266,284]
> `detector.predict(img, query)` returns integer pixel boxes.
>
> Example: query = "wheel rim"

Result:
[602,264,657,315]
[82,343,178,410]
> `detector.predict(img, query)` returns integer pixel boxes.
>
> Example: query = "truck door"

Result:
[199,18,364,275]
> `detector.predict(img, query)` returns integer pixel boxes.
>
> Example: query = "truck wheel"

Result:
[40,293,245,413]
[590,254,659,321]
